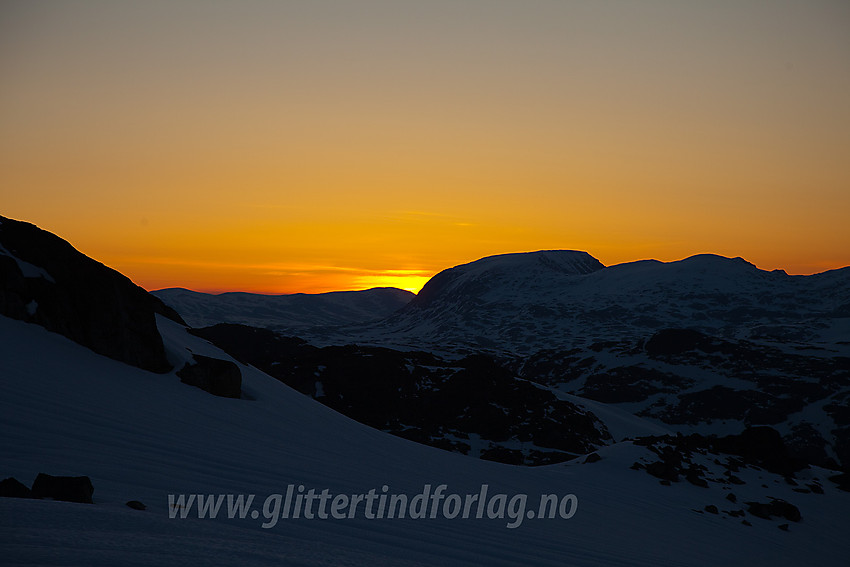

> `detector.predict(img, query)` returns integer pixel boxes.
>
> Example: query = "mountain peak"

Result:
[676,254,758,270]
[413,250,604,308]
[454,249,604,274]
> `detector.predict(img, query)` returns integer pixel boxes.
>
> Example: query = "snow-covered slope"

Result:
[152,287,413,331]
[2,314,850,566]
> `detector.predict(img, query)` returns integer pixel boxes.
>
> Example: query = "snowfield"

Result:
[2,314,849,566]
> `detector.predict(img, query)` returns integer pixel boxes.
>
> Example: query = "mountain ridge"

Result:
[153,286,413,331]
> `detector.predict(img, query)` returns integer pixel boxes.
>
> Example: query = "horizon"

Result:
[3,1,849,294]
[146,247,847,296]
[6,211,849,295]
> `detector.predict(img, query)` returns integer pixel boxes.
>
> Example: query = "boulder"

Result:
[178,355,242,398]
[31,473,94,504]
[0,477,33,499]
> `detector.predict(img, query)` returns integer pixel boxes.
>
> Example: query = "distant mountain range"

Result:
[152,286,413,331]
[156,249,849,357]
[314,250,850,356]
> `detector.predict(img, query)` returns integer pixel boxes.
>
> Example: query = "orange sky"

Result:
[2,1,849,294]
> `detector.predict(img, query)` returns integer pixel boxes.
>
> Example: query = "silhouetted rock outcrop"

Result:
[31,473,94,504]
[0,477,33,499]
[177,355,242,398]
[0,215,184,373]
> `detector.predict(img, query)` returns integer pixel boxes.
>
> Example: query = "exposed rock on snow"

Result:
[177,354,242,399]
[0,477,33,499]
[31,473,94,504]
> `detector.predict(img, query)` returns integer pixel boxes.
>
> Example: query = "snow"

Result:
[555,391,672,441]
[0,244,55,283]
[2,314,849,566]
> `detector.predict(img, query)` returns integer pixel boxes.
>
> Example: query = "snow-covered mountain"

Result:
[305,251,849,356]
[152,286,413,331]
[155,249,848,361]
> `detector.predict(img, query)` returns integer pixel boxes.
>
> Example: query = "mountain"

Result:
[152,286,413,331]
[411,249,605,309]
[304,251,850,356]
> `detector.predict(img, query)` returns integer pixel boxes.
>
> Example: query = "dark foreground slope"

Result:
[0,215,184,372]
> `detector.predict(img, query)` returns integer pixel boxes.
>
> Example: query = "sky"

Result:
[2,0,849,294]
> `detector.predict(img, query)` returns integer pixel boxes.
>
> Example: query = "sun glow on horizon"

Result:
[350,271,433,294]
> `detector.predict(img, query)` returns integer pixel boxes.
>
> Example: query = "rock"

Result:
[726,473,746,485]
[745,499,801,522]
[745,502,771,520]
[0,216,184,373]
[778,523,789,531]
[31,473,94,504]
[768,499,802,522]
[584,452,602,464]
[685,468,708,488]
[645,460,679,482]
[126,500,146,510]
[828,472,850,492]
[645,329,709,356]
[716,427,804,476]
[705,505,718,514]
[0,477,33,499]
[726,493,737,503]
[178,355,242,398]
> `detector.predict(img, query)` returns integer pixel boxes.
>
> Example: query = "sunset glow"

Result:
[2,1,849,294]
